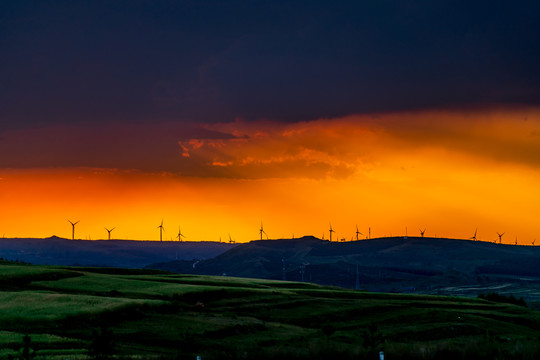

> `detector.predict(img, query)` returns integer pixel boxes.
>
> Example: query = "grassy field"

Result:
[0,263,540,359]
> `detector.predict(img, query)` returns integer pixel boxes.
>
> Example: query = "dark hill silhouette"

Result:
[0,237,234,268]
[147,236,540,301]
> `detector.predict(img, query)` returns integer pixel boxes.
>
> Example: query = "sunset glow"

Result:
[2,108,539,244]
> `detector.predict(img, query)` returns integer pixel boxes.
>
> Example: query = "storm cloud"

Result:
[1,1,540,129]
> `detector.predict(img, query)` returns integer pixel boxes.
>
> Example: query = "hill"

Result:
[1,262,540,359]
[147,236,540,303]
[0,237,233,268]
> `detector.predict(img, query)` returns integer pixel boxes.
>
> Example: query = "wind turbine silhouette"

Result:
[104,227,115,240]
[68,220,79,241]
[229,234,235,244]
[469,228,478,241]
[329,223,335,242]
[355,225,362,241]
[532,239,536,246]
[158,220,165,242]
[259,222,268,240]
[419,228,426,238]
[496,232,505,244]
[176,227,185,242]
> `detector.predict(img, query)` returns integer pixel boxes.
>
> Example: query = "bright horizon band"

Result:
[1,108,539,244]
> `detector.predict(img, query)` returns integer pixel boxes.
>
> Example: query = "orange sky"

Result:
[1,107,539,244]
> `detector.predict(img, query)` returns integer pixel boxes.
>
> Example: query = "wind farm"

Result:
[18,217,538,249]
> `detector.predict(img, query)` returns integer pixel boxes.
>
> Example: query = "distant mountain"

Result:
[0,237,234,268]
[147,236,540,301]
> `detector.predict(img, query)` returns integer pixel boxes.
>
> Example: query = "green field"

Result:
[1,263,540,359]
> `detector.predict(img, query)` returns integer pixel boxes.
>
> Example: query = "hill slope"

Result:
[1,262,540,359]
[148,236,540,301]
[0,237,233,268]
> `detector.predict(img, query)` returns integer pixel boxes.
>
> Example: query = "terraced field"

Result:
[1,263,540,359]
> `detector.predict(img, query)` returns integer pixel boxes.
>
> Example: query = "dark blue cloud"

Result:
[1,1,539,128]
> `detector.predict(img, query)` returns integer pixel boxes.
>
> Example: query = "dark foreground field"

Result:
[1,263,540,359]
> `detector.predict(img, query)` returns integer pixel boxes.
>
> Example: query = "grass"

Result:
[0,291,165,323]
[0,263,539,359]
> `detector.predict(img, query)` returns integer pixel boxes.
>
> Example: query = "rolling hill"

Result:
[147,236,540,303]
[1,262,540,359]
[0,237,233,268]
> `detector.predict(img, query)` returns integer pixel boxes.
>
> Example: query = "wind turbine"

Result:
[104,227,115,240]
[469,228,478,241]
[259,222,268,240]
[329,223,335,242]
[68,220,79,241]
[229,234,235,244]
[419,228,426,238]
[158,219,165,242]
[532,239,536,246]
[496,232,505,244]
[176,227,185,242]
[355,225,362,241]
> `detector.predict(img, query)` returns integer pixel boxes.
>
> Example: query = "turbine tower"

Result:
[329,223,335,242]
[496,231,505,244]
[104,227,115,240]
[355,225,362,241]
[419,228,426,238]
[259,222,268,240]
[158,219,165,242]
[176,227,185,242]
[68,220,79,241]
[469,228,478,241]
[229,234,235,244]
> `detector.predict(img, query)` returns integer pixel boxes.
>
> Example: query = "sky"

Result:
[1,1,540,243]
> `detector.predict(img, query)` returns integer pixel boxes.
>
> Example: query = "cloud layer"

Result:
[3,107,539,181]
